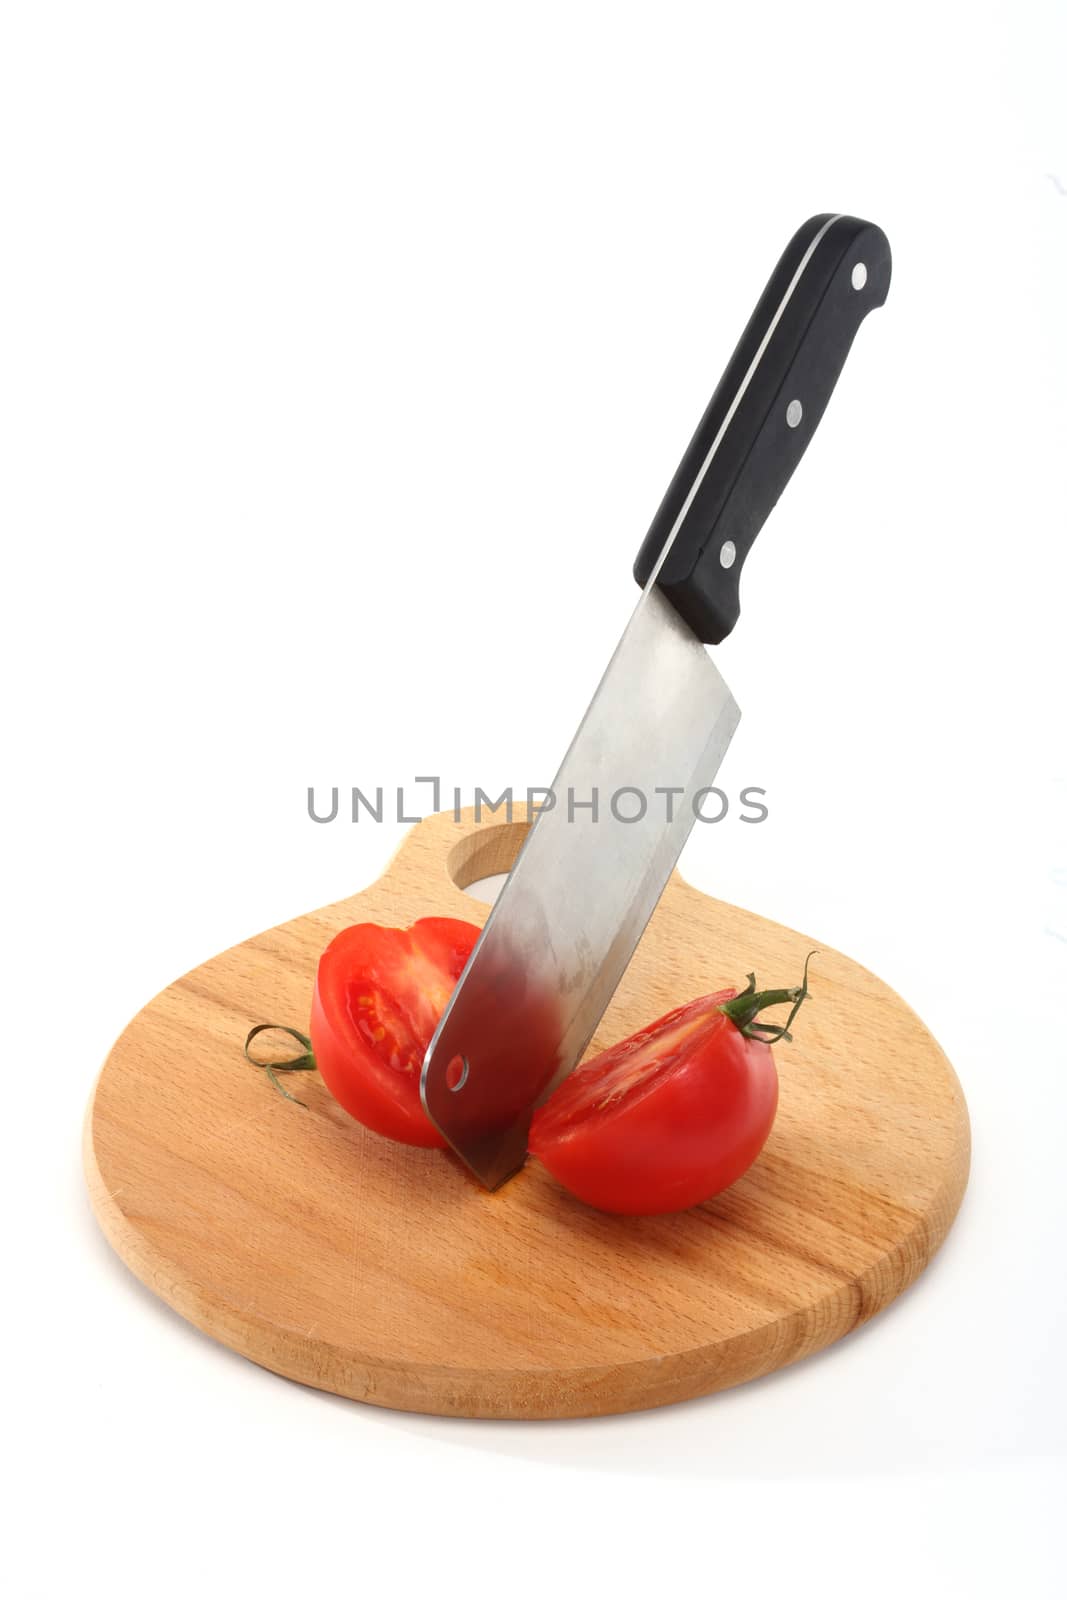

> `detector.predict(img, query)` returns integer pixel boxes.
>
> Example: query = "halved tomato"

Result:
[528,972,806,1215]
[310,916,480,1146]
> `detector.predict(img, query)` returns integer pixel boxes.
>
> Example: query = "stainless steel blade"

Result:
[421,585,740,1188]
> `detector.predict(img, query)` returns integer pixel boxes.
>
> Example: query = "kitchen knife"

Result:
[422,212,891,1188]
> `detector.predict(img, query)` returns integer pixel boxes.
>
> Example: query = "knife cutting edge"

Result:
[421,213,892,1188]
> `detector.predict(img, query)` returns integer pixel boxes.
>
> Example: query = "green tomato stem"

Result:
[719,952,817,1043]
[244,1023,317,1107]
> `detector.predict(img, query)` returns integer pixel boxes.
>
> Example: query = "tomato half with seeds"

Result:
[529,967,811,1215]
[310,916,480,1147]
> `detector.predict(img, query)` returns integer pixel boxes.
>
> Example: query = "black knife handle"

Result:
[633,213,891,644]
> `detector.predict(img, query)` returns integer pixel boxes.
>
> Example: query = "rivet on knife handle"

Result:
[633,213,892,644]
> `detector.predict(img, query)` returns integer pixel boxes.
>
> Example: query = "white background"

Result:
[2,3,1065,1596]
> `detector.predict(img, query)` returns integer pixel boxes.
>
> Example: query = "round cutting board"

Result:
[85,807,970,1419]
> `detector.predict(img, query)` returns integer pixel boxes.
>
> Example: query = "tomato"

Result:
[529,965,812,1215]
[310,916,480,1147]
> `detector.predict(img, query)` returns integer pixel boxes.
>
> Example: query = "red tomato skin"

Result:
[310,916,479,1148]
[528,995,779,1215]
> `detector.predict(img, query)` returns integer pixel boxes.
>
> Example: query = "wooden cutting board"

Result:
[84,806,970,1419]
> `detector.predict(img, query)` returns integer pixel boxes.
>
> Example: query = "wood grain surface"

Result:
[84,806,970,1419]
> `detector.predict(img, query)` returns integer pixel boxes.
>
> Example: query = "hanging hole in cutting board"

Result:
[446,819,529,898]
[460,872,508,905]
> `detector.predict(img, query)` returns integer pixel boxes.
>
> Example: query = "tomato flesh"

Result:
[310,916,480,1147]
[529,989,778,1214]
